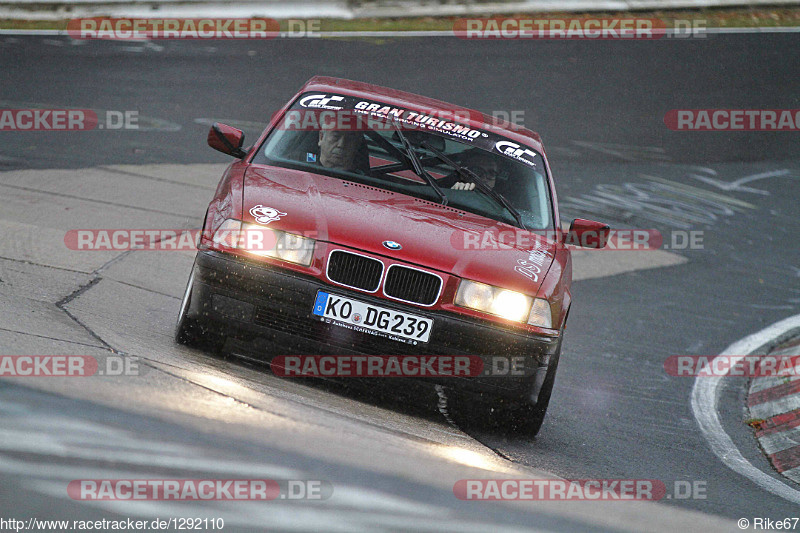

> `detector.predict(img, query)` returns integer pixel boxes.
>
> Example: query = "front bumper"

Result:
[189,250,561,404]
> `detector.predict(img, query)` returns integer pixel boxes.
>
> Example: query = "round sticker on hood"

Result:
[250,205,286,225]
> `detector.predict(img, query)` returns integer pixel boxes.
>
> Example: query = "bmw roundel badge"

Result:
[382,240,402,250]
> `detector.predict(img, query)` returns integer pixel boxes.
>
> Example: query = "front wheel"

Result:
[496,331,563,436]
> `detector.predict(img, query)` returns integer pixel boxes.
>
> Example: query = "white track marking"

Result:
[689,169,793,196]
[691,313,800,504]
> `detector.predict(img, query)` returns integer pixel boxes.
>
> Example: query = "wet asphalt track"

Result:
[0,33,799,530]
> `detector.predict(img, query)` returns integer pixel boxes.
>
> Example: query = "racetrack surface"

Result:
[1,34,799,530]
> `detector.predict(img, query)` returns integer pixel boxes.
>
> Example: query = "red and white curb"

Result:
[749,339,800,484]
[692,313,800,506]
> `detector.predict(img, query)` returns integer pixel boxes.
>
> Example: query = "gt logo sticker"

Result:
[249,205,286,225]
[299,94,345,110]
[495,140,538,167]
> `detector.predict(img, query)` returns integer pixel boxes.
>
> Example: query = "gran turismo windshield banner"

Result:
[283,92,545,170]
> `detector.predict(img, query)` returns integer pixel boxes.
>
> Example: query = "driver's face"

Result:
[464,155,499,189]
[318,130,362,170]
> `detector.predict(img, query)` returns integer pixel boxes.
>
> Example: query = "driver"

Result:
[318,129,364,172]
[450,151,499,190]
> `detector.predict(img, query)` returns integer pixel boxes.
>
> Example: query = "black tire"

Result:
[496,330,564,436]
[175,265,225,352]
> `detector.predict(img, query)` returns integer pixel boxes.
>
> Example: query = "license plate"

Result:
[312,291,432,344]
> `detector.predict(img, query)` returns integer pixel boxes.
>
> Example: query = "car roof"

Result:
[299,76,545,153]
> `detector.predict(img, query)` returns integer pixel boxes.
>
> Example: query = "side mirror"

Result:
[565,218,610,248]
[208,123,246,158]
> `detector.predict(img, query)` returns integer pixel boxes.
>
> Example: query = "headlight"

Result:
[212,219,315,267]
[272,230,315,266]
[455,280,532,322]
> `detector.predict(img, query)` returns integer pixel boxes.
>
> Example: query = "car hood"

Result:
[243,165,555,295]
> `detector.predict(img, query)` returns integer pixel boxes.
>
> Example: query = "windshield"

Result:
[252,97,553,230]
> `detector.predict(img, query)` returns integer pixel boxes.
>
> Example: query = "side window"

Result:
[497,165,551,230]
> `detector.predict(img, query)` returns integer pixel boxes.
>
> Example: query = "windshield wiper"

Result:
[391,120,448,206]
[419,140,526,229]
